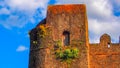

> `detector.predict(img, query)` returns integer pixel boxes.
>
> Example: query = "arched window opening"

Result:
[63,31,70,46]
[108,42,110,48]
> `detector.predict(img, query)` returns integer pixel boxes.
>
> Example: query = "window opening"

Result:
[63,31,70,46]
[108,43,110,48]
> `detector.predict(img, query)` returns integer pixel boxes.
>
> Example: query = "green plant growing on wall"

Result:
[54,40,80,66]
[37,25,47,38]
[55,48,79,64]
[55,50,63,59]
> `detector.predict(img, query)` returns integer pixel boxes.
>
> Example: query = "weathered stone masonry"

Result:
[29,4,120,68]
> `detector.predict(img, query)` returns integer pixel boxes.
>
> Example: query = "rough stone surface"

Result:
[29,4,120,68]
[89,34,120,68]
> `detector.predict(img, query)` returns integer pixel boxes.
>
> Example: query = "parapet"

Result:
[100,34,111,44]
[89,33,120,68]
[47,4,86,14]
[90,33,120,48]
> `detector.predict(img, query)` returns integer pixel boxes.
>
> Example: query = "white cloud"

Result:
[0,0,50,29]
[55,0,120,43]
[89,18,120,43]
[0,15,28,29]
[87,0,113,21]
[6,0,49,13]
[0,8,10,15]
[16,45,28,52]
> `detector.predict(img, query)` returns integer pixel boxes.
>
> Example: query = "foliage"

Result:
[55,48,79,64]
[38,25,47,38]
[55,50,64,59]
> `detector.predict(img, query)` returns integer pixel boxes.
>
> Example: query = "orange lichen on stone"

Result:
[47,4,86,14]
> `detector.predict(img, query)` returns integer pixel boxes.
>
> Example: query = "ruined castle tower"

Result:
[29,4,89,68]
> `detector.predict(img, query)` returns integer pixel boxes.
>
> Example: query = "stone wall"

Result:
[29,4,89,68]
[89,34,120,68]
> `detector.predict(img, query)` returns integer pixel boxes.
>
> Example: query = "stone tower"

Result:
[29,4,89,68]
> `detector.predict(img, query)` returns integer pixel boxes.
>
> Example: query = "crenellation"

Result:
[90,34,120,68]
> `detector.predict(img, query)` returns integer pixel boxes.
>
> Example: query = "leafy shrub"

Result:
[55,50,64,59]
[71,48,79,58]
[55,48,79,63]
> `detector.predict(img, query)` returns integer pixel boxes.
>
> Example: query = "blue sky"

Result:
[0,0,120,68]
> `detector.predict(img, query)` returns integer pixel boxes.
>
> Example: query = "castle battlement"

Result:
[90,34,120,68]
